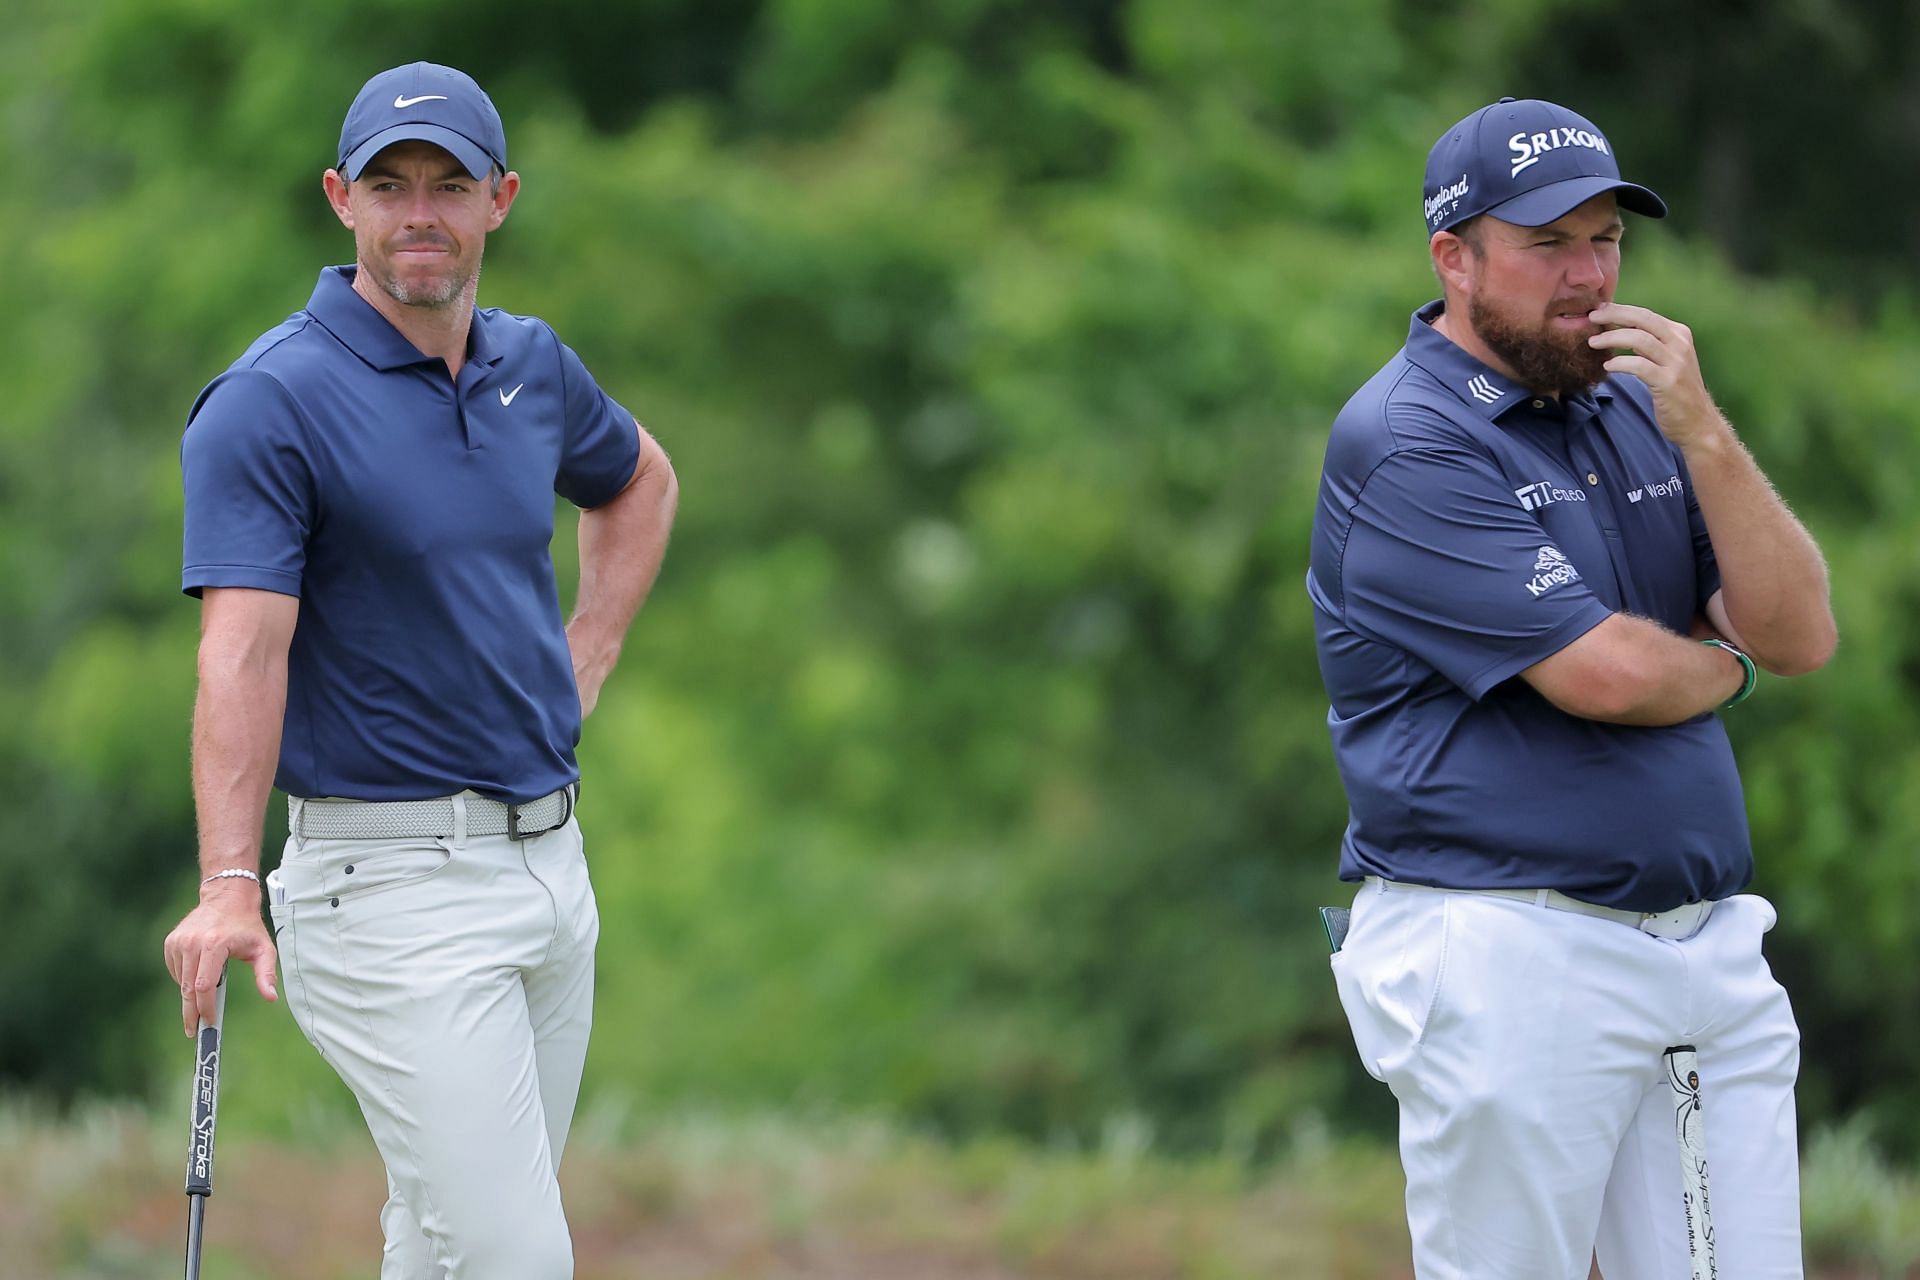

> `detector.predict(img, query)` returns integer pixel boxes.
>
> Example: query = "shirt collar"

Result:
[305,265,504,372]
[1404,299,1614,420]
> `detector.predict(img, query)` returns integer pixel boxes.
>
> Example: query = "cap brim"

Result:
[1485,176,1667,228]
[341,123,495,181]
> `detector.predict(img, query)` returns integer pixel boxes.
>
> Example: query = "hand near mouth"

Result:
[1586,302,1726,450]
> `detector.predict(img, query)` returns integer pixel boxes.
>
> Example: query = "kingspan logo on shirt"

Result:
[1514,480,1588,511]
[1525,545,1582,599]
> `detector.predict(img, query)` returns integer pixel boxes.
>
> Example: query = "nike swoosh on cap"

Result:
[393,94,449,108]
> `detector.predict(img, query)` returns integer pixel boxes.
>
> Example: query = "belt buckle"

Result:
[506,788,572,841]
[1639,900,1711,940]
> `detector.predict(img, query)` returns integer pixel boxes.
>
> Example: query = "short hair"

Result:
[1431,214,1486,288]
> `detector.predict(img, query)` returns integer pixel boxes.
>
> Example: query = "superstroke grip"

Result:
[1664,1044,1717,1280]
[184,978,228,1198]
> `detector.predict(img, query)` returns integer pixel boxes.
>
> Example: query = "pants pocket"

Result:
[309,837,454,904]
[263,891,331,1063]
[265,865,290,929]
[1739,892,1779,934]
[1332,894,1452,1084]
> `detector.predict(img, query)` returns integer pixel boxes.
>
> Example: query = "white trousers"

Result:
[266,802,598,1280]
[1331,879,1802,1279]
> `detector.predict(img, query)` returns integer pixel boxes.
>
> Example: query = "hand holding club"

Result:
[164,879,277,1038]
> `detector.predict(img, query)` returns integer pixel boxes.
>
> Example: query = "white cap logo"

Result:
[1509,126,1611,178]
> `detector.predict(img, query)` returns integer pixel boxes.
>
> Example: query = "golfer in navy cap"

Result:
[164,62,679,1278]
[1309,98,1835,1276]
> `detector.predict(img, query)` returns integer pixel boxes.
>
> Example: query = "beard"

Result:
[368,246,480,310]
[1468,290,1612,398]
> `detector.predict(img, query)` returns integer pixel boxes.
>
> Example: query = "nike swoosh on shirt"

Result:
[499,384,525,407]
[394,94,449,108]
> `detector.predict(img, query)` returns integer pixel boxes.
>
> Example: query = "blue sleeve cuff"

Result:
[1459,600,1613,701]
[569,402,641,511]
[182,565,303,599]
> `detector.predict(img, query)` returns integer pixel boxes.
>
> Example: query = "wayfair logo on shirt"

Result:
[1525,545,1582,598]
[1626,473,1684,504]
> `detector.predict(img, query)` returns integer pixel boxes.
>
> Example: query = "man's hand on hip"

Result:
[164,879,278,1036]
[566,624,620,719]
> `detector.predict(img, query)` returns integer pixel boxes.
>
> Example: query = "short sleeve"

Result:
[552,331,642,509]
[180,370,315,598]
[1340,447,1613,699]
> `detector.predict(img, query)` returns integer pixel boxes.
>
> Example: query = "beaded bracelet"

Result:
[201,868,263,888]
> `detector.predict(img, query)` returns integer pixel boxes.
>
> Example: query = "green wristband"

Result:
[1701,638,1757,708]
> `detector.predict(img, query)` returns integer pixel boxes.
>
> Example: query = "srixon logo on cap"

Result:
[1509,126,1612,177]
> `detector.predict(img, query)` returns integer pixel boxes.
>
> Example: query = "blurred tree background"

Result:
[3,0,1918,1171]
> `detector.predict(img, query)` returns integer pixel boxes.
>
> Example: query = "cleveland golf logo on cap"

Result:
[1425,173,1471,226]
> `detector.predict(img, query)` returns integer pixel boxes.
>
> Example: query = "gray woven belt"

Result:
[1372,877,1715,940]
[289,787,573,842]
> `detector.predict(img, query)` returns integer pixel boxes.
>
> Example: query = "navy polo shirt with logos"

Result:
[1307,301,1750,912]
[181,266,641,805]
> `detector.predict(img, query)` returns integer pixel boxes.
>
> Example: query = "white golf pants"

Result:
[266,800,598,1280]
[1331,878,1802,1279]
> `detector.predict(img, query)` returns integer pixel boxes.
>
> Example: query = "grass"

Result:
[2,1099,1916,1278]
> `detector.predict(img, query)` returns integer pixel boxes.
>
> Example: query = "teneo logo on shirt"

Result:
[1425,173,1470,226]
[1525,545,1582,598]
[1514,480,1588,511]
[1509,127,1612,177]
[1626,473,1685,504]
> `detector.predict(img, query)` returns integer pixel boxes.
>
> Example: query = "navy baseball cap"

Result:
[337,62,506,181]
[1422,97,1665,236]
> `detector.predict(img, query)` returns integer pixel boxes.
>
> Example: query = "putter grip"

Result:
[184,979,228,1198]
[1663,1043,1715,1280]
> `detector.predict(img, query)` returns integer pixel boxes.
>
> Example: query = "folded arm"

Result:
[1521,612,1747,726]
[1591,302,1837,675]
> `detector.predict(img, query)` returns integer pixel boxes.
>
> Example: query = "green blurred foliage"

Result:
[4,0,1918,1160]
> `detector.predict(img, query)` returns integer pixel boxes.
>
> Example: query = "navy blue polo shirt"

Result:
[181,266,642,804]
[1307,301,1751,911]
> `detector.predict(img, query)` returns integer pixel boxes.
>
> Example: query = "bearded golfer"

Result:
[161,62,677,1278]
[1308,97,1834,1277]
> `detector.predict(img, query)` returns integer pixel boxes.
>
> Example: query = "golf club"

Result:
[184,971,228,1280]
